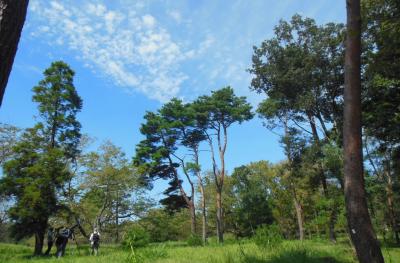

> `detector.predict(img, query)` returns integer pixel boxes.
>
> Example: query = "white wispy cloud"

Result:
[28,0,191,102]
[26,0,343,105]
[167,10,183,24]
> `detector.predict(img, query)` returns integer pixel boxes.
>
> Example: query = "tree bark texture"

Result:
[34,227,45,256]
[216,189,223,243]
[200,184,207,244]
[293,196,305,240]
[329,208,337,243]
[343,0,384,262]
[215,127,227,243]
[189,202,196,235]
[0,0,29,107]
[194,148,207,244]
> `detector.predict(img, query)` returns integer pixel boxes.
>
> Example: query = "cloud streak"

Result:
[26,0,344,104]
[29,0,190,101]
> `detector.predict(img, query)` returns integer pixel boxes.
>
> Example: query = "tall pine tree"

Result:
[0,61,82,255]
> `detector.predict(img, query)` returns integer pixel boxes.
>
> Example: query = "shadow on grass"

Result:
[242,250,346,263]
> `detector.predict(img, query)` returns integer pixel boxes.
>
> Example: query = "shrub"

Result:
[253,223,283,248]
[187,234,203,246]
[123,226,150,249]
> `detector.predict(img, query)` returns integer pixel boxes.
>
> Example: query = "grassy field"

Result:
[0,239,399,263]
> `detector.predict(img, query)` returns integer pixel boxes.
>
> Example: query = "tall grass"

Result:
[0,239,398,263]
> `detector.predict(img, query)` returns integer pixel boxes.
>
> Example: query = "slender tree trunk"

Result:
[315,210,321,238]
[293,196,305,240]
[308,114,337,242]
[189,202,196,235]
[0,0,29,106]
[194,147,207,244]
[115,189,119,243]
[307,114,328,194]
[284,116,306,241]
[216,188,223,243]
[316,112,329,138]
[169,155,196,235]
[329,209,337,243]
[212,125,227,244]
[216,127,227,243]
[344,0,384,262]
[197,172,207,244]
[201,191,207,244]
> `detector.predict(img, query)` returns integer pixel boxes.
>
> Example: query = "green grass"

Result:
[0,239,398,263]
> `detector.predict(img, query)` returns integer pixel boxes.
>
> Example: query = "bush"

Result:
[187,234,203,246]
[253,223,283,248]
[123,226,150,249]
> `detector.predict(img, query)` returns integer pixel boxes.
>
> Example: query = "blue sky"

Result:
[0,0,345,198]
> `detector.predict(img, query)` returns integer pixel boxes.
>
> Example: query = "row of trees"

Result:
[246,1,398,261]
[0,62,150,253]
[132,2,397,262]
[134,87,253,244]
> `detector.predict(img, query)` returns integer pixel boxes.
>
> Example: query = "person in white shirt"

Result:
[89,228,101,256]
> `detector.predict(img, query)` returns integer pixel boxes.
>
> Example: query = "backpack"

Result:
[59,229,70,238]
[92,233,100,243]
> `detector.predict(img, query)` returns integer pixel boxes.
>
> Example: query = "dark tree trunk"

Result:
[329,208,337,243]
[0,0,29,106]
[343,0,384,262]
[34,228,45,256]
[216,188,223,243]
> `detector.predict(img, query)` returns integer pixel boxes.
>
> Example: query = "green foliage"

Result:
[193,86,254,129]
[230,162,274,237]
[0,123,21,165]
[361,0,400,244]
[123,226,150,249]
[0,128,68,240]
[134,98,203,213]
[0,61,82,254]
[249,15,350,243]
[362,0,400,129]
[76,141,150,240]
[139,209,191,242]
[32,60,82,158]
[186,234,203,246]
[250,15,345,137]
[253,224,283,249]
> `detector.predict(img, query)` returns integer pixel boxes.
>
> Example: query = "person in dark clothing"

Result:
[55,225,77,258]
[44,227,55,255]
